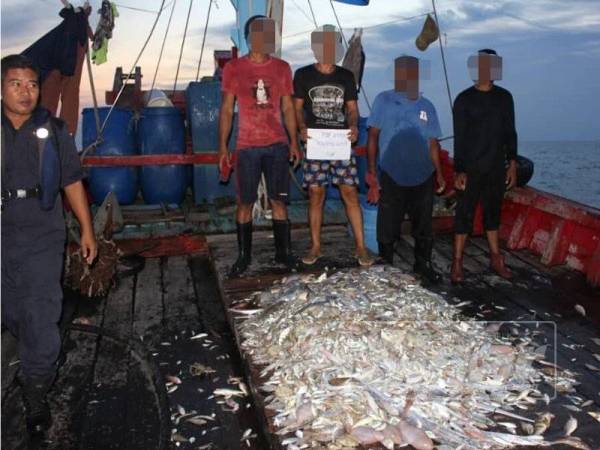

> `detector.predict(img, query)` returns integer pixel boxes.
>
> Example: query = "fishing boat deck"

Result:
[2,224,600,449]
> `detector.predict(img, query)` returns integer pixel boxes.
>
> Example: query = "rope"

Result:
[150,0,177,95]
[83,41,102,157]
[328,0,371,112]
[282,12,431,42]
[173,0,194,93]
[93,0,167,149]
[195,0,214,81]
[328,0,348,48]
[305,0,318,28]
[432,0,453,114]
[113,3,161,13]
[113,0,175,14]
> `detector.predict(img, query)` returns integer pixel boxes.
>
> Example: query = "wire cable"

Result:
[151,0,178,95]
[195,0,214,81]
[82,0,167,157]
[328,0,372,112]
[305,0,318,28]
[328,0,349,48]
[432,0,453,114]
[173,0,194,93]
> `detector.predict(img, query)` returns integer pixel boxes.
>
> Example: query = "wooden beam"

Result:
[82,153,220,167]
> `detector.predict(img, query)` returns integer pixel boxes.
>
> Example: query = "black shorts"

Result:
[234,143,290,204]
[454,166,505,234]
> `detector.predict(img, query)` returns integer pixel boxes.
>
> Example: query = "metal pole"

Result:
[432,0,453,112]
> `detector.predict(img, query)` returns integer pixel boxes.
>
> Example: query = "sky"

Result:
[2,0,600,142]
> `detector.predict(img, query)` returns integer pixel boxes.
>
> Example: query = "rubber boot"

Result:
[272,219,299,270]
[378,242,394,265]
[490,252,512,279]
[450,255,465,284]
[18,374,54,439]
[413,238,441,284]
[229,221,252,276]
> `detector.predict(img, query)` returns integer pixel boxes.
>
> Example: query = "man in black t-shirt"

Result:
[451,49,517,283]
[293,25,373,267]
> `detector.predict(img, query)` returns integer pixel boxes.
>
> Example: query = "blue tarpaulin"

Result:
[333,0,369,5]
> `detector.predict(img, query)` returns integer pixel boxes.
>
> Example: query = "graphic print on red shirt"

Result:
[221,56,293,150]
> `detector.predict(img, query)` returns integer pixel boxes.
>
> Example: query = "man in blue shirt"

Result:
[366,55,445,283]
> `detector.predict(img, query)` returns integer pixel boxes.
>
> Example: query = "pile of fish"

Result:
[235,266,591,450]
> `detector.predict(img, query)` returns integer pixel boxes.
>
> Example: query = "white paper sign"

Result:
[306,128,351,161]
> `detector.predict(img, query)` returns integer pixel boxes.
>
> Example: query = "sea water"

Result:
[519,141,600,209]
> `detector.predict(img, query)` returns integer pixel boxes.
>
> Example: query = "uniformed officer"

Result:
[1,54,97,439]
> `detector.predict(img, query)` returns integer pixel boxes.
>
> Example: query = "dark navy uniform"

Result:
[1,106,84,380]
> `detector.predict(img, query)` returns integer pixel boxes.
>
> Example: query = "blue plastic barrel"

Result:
[187,80,239,203]
[186,80,221,152]
[138,107,188,204]
[348,194,378,253]
[82,107,138,205]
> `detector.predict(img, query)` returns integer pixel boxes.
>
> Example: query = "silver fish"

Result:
[564,415,577,436]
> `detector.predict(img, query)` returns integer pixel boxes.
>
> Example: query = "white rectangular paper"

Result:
[306,128,351,161]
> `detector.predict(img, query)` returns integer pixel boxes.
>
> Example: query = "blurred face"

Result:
[394,57,419,100]
[311,29,343,64]
[249,18,276,54]
[467,53,503,83]
[1,68,39,119]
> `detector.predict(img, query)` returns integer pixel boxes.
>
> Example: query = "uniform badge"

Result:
[36,127,49,139]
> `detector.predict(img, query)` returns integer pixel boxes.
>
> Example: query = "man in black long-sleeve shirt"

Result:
[451,49,517,283]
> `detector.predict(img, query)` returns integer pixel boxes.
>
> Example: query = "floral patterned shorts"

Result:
[302,156,359,188]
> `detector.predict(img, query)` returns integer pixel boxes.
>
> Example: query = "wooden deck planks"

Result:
[78,277,135,450]
[133,258,164,340]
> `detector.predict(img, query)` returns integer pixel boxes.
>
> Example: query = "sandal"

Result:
[301,250,322,265]
[356,249,374,267]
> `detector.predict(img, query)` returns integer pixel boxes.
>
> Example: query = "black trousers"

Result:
[1,242,63,379]
[377,172,434,254]
[454,165,505,234]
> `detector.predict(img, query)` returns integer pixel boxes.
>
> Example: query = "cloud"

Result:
[2,0,599,140]
[1,3,62,53]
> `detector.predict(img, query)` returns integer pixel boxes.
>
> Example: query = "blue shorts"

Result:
[235,143,290,204]
[302,157,359,189]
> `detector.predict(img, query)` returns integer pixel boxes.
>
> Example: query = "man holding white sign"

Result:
[293,25,373,266]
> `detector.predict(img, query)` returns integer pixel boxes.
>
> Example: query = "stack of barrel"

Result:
[82,105,189,206]
[186,79,237,204]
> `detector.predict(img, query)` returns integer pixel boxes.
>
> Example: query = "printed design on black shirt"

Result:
[308,84,345,124]
[252,79,272,108]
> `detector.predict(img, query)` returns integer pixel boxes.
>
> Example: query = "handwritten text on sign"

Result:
[306,128,351,161]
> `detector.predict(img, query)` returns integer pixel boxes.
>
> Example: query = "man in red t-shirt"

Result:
[219,15,302,276]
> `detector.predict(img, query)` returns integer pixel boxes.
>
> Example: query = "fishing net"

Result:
[65,237,121,297]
